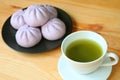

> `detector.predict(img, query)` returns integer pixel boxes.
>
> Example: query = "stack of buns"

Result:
[10,4,66,48]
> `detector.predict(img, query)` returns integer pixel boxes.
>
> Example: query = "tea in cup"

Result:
[61,30,119,74]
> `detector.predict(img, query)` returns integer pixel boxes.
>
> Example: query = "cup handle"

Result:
[101,52,119,66]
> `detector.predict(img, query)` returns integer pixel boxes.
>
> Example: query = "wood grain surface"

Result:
[0,0,120,80]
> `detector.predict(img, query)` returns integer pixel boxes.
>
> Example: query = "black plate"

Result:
[2,7,73,53]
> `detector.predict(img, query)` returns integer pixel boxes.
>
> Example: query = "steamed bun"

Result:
[24,4,49,27]
[10,10,25,29]
[15,25,42,48]
[41,18,66,40]
[44,4,57,19]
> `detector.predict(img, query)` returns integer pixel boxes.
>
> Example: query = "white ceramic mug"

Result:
[61,30,119,74]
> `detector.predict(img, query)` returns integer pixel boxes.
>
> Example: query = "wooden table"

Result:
[0,0,120,80]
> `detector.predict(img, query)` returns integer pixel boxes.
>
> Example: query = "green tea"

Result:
[66,39,103,62]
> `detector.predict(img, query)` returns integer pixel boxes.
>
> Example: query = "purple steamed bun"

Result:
[41,18,66,40]
[10,10,25,29]
[24,4,49,27]
[44,4,57,19]
[15,25,42,48]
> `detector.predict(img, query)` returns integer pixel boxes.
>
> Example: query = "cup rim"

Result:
[61,30,107,64]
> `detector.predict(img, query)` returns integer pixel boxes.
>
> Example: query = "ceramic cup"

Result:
[61,30,119,74]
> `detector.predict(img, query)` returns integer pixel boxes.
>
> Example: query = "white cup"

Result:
[61,30,119,74]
